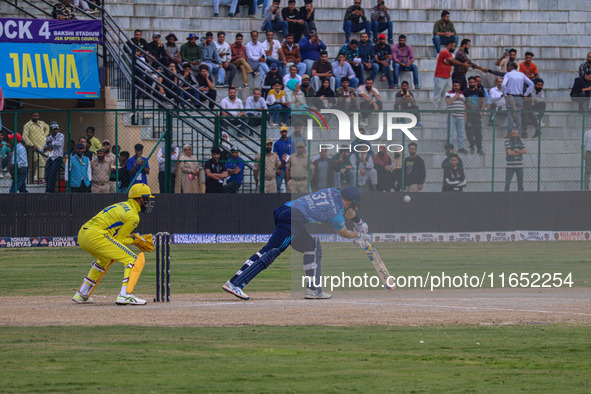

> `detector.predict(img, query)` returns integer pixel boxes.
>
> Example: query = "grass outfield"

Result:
[0,241,589,296]
[0,325,590,392]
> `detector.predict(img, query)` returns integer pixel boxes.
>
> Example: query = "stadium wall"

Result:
[0,192,588,237]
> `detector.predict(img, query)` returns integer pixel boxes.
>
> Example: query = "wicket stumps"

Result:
[155,232,171,302]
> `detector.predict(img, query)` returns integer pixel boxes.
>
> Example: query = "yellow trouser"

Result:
[78,227,137,269]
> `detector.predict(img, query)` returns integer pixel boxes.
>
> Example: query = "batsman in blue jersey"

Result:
[222,186,371,300]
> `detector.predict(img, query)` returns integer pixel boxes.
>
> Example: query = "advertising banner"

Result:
[0,18,102,44]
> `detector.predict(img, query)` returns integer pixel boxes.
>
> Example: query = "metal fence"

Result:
[1,107,590,194]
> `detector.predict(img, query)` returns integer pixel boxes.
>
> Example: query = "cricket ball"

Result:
[404,195,411,203]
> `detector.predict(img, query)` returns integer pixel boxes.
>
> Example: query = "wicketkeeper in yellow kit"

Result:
[72,183,155,305]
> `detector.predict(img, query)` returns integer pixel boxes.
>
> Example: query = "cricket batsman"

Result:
[222,186,371,300]
[72,183,156,305]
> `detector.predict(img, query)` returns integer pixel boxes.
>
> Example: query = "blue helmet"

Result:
[340,186,362,206]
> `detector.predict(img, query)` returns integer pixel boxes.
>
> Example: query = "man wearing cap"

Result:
[224,146,246,193]
[180,33,203,75]
[274,126,292,192]
[371,0,392,44]
[300,74,316,97]
[374,33,394,88]
[8,133,28,193]
[22,112,49,184]
[102,140,117,165]
[66,143,92,193]
[164,33,181,70]
[246,30,271,87]
[204,147,228,193]
[262,62,283,96]
[146,32,167,67]
[255,138,283,193]
[286,141,311,193]
[222,185,370,300]
[85,126,102,154]
[43,121,65,193]
[299,30,326,76]
[90,147,112,193]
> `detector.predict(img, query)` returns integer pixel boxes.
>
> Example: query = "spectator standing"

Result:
[255,138,283,193]
[583,128,591,190]
[215,32,237,88]
[495,48,517,74]
[373,34,393,88]
[373,146,396,191]
[117,151,131,192]
[299,0,316,38]
[245,88,268,132]
[230,33,255,88]
[282,0,305,42]
[266,81,291,126]
[224,146,246,193]
[579,52,591,79]
[281,34,307,76]
[336,77,359,111]
[452,39,486,92]
[0,130,11,176]
[523,78,546,138]
[262,31,286,75]
[392,34,419,89]
[445,81,467,154]
[22,112,49,184]
[43,121,64,193]
[570,70,591,112]
[358,33,378,82]
[262,0,288,36]
[432,10,458,54]
[8,133,28,193]
[164,33,181,70]
[78,137,94,161]
[311,51,335,91]
[370,0,392,44]
[220,86,245,138]
[299,31,326,76]
[519,52,539,80]
[394,81,421,126]
[433,40,466,109]
[291,125,306,148]
[286,142,310,193]
[442,153,466,191]
[332,150,354,188]
[200,32,226,87]
[157,144,179,193]
[502,62,534,135]
[350,150,377,191]
[504,129,527,192]
[489,77,506,124]
[310,148,335,191]
[66,143,91,193]
[463,76,486,154]
[180,33,203,75]
[343,0,371,44]
[204,146,228,193]
[273,126,292,192]
[402,142,425,192]
[176,145,202,193]
[332,53,359,89]
[90,147,111,193]
[196,64,217,109]
[441,143,464,171]
[246,30,270,87]
[126,143,150,186]
[212,0,238,17]
[85,126,101,154]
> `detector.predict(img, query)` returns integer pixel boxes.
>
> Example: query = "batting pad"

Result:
[126,253,145,293]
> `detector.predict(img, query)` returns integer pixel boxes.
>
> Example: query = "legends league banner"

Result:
[0,42,100,99]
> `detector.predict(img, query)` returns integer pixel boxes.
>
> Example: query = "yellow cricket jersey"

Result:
[82,199,141,245]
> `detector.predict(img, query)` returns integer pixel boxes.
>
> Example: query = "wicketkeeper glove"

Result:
[131,233,155,253]
[353,220,368,235]
[354,233,371,249]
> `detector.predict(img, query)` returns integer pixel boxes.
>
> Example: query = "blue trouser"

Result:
[202,62,226,84]
[376,62,394,85]
[334,76,359,89]
[268,103,290,124]
[276,167,287,192]
[10,167,28,193]
[363,62,379,82]
[343,20,371,39]
[266,57,285,75]
[262,20,289,35]
[212,0,238,14]
[230,205,314,287]
[448,116,465,150]
[45,157,62,193]
[432,35,459,54]
[393,63,419,86]
[372,21,392,41]
[506,95,523,133]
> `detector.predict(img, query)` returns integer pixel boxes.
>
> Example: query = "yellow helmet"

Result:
[128,183,155,213]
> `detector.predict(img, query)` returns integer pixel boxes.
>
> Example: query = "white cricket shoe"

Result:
[304,288,332,299]
[115,294,147,305]
[72,292,93,304]
[222,280,250,300]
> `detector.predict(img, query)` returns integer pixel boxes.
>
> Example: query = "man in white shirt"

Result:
[215,31,237,87]
[245,88,268,134]
[356,78,381,125]
[501,62,534,135]
[220,86,246,138]
[246,30,270,86]
[262,31,285,75]
[488,76,506,126]
[283,64,302,86]
[157,144,179,193]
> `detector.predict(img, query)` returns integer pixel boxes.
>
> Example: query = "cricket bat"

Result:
[365,243,395,291]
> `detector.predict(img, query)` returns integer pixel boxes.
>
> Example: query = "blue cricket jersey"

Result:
[286,188,346,230]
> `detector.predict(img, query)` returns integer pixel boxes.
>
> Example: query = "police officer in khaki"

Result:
[90,147,112,193]
[287,142,313,193]
[254,137,283,193]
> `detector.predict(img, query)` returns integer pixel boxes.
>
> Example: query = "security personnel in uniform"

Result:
[254,137,283,193]
[286,142,312,193]
[72,183,155,305]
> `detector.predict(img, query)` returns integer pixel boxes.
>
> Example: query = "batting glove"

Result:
[353,220,368,235]
[354,233,371,249]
